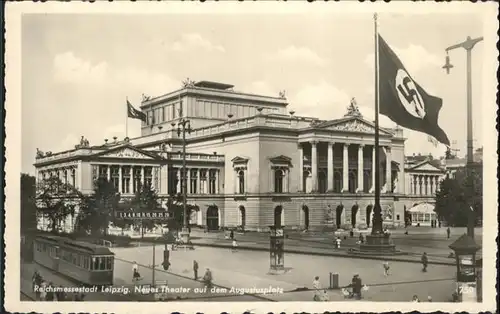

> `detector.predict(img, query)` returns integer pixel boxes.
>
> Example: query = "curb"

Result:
[191,242,457,266]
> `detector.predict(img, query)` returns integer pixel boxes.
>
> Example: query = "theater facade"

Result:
[34,80,445,232]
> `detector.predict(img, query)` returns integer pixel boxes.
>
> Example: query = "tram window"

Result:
[99,257,106,270]
[92,257,99,270]
[72,253,78,265]
[106,257,113,270]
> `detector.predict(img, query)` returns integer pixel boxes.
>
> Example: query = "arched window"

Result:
[274,169,284,193]
[238,170,245,194]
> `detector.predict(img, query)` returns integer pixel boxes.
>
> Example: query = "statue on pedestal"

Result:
[344,97,363,118]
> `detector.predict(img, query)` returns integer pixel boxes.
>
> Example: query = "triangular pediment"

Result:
[269,155,292,164]
[94,145,159,160]
[316,117,393,135]
[408,160,443,172]
[231,156,249,164]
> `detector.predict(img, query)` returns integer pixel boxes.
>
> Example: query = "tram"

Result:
[33,234,114,286]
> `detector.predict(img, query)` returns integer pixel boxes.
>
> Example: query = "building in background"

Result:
[33,80,446,232]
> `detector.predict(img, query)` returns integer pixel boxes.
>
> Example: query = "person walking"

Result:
[421,252,428,272]
[203,268,213,289]
[312,276,321,301]
[351,274,363,300]
[231,239,238,252]
[45,282,55,301]
[193,260,199,280]
[382,261,390,277]
[132,261,142,282]
[446,227,451,239]
[335,237,341,249]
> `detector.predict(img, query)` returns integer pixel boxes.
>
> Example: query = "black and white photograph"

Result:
[4,2,498,313]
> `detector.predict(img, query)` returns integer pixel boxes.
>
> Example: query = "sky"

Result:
[21,11,488,174]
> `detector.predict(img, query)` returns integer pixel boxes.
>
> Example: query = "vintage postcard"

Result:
[4,2,498,313]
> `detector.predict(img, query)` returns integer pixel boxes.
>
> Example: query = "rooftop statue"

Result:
[279,90,286,99]
[182,77,196,88]
[141,93,151,102]
[344,97,363,118]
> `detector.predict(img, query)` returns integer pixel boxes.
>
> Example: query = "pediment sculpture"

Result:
[104,148,152,159]
[329,119,374,133]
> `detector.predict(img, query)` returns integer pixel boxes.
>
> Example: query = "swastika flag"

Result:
[378,35,450,146]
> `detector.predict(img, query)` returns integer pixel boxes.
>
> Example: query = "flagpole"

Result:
[126,97,129,138]
[372,12,383,235]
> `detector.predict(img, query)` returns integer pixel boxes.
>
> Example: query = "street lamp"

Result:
[172,114,192,245]
[444,36,483,238]
[448,234,481,302]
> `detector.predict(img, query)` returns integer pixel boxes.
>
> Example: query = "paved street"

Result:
[164,226,483,265]
[112,245,458,302]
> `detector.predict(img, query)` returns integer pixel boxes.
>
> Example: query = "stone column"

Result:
[357,144,364,193]
[424,176,429,195]
[186,168,191,194]
[385,146,392,193]
[176,168,181,193]
[151,167,156,190]
[204,169,209,194]
[107,166,111,181]
[327,142,334,192]
[342,143,349,193]
[435,176,440,192]
[197,169,202,194]
[140,167,145,185]
[129,167,133,193]
[418,176,423,195]
[409,175,413,195]
[215,169,220,194]
[118,166,123,193]
[298,143,304,192]
[311,141,318,192]
[370,146,376,193]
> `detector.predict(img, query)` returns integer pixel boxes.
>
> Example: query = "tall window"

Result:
[190,169,198,194]
[133,167,142,193]
[274,169,284,193]
[98,166,108,179]
[111,166,120,189]
[122,166,131,194]
[63,169,68,185]
[238,170,245,194]
[209,170,217,194]
[71,168,76,187]
[168,168,178,194]
[334,171,342,193]
[200,170,207,194]
[144,167,153,188]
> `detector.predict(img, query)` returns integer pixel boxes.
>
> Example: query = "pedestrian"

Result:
[132,261,142,281]
[203,268,213,289]
[230,229,234,240]
[358,233,364,244]
[231,239,238,252]
[412,295,420,302]
[446,227,451,239]
[382,261,390,277]
[335,237,341,249]
[39,281,47,301]
[351,274,363,300]
[193,260,199,280]
[421,252,428,272]
[45,282,55,301]
[312,276,321,301]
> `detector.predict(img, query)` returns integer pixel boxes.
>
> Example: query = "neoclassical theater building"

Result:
[34,80,446,232]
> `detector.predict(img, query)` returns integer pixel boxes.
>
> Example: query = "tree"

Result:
[21,173,37,233]
[166,192,199,232]
[36,176,79,234]
[131,182,161,237]
[434,166,483,227]
[75,177,120,236]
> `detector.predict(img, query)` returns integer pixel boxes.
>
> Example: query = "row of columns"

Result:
[38,167,77,187]
[99,165,156,194]
[175,168,220,194]
[410,175,440,196]
[299,141,392,193]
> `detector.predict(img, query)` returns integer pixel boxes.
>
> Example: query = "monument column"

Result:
[311,141,318,192]
[327,142,334,192]
[357,144,364,192]
[342,143,349,193]
[298,143,304,192]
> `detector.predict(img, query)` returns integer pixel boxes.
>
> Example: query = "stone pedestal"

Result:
[178,227,194,249]
[349,233,407,256]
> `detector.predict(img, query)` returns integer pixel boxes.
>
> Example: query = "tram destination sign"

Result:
[115,211,171,220]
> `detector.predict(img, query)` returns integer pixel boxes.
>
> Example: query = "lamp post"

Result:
[443,36,483,238]
[172,114,192,244]
[449,234,481,302]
